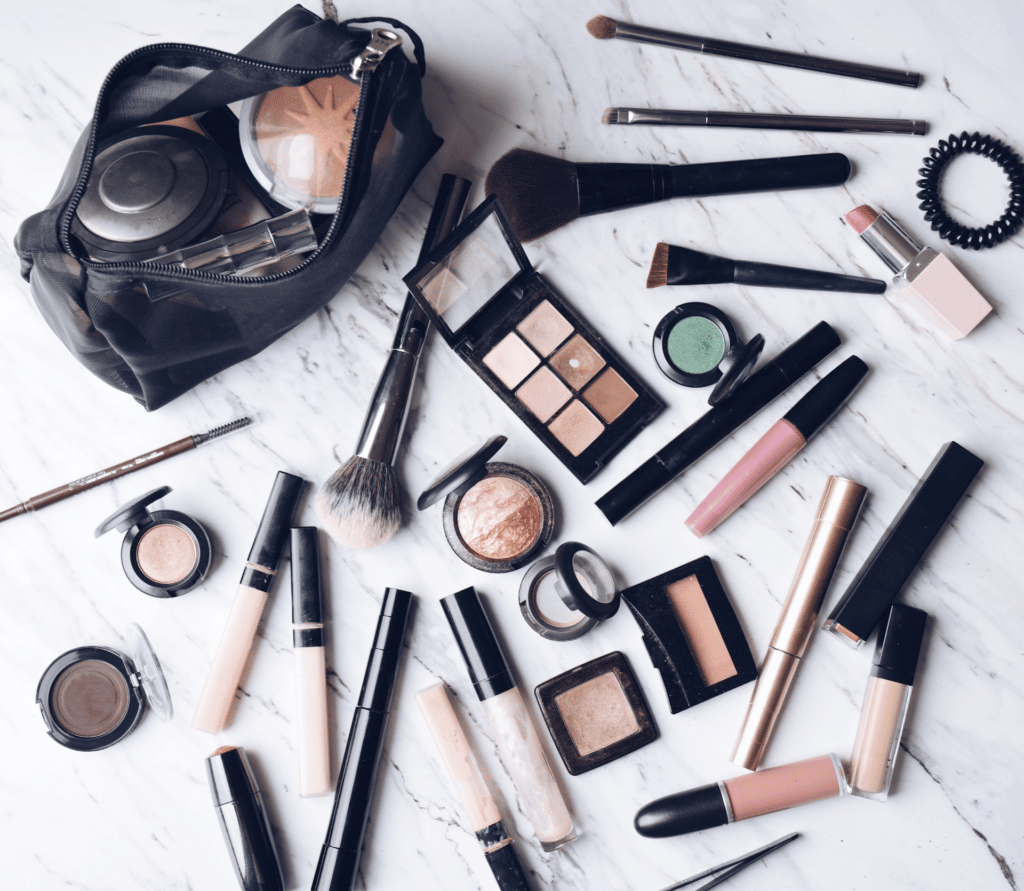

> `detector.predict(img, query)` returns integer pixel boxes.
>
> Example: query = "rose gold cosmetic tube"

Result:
[731,476,866,770]
[192,472,304,734]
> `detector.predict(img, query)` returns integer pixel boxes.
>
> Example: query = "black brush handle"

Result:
[731,260,886,293]
[576,154,850,216]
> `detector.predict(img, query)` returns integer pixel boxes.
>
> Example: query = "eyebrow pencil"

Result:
[587,15,922,88]
[0,417,252,523]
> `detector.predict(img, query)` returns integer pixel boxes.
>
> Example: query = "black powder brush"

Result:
[484,148,852,242]
[315,175,471,548]
[647,242,887,293]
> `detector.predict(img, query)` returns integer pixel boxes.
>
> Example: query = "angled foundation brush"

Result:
[647,242,887,294]
[315,175,471,548]
[484,148,851,242]
[586,15,921,88]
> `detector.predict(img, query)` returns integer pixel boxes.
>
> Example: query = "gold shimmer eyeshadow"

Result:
[554,671,640,756]
[666,575,737,686]
[483,332,540,388]
[517,300,574,356]
[455,476,544,561]
[551,335,605,389]
[583,368,637,423]
[516,367,572,422]
[549,401,605,456]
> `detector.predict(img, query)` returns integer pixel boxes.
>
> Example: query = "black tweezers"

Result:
[654,832,800,891]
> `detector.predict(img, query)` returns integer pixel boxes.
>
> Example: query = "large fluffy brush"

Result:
[315,175,471,548]
[484,148,851,242]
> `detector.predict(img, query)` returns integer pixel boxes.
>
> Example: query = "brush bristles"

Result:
[601,108,622,125]
[586,15,618,39]
[484,148,580,242]
[315,456,401,548]
[646,242,670,288]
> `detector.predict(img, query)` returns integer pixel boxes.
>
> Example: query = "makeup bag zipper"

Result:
[58,29,402,286]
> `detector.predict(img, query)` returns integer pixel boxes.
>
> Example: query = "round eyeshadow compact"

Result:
[417,435,555,573]
[652,303,765,405]
[520,542,619,641]
[71,126,229,262]
[95,486,212,597]
[36,623,172,752]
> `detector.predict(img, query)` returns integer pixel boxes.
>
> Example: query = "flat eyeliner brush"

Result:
[603,108,926,136]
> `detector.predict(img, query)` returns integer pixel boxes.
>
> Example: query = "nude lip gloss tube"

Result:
[686,357,867,537]
[442,587,577,852]
[416,683,533,891]
[290,527,331,797]
[731,476,866,770]
[192,471,304,734]
[849,604,927,800]
[634,753,847,837]
[846,205,992,340]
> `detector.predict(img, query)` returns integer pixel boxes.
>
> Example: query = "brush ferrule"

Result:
[613,22,704,51]
[355,347,421,465]
[576,163,662,217]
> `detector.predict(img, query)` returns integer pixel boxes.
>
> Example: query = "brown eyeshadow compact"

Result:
[95,486,212,598]
[535,652,657,775]
[404,197,664,483]
[620,557,758,714]
[36,624,172,752]
[417,436,554,573]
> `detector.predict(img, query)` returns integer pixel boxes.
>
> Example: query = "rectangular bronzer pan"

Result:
[404,196,664,483]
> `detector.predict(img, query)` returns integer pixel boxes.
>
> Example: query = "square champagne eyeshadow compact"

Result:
[404,197,664,483]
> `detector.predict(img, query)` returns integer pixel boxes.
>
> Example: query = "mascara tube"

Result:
[193,472,304,734]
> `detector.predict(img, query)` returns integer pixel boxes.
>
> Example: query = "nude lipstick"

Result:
[846,205,992,339]
[686,357,867,537]
[635,754,847,837]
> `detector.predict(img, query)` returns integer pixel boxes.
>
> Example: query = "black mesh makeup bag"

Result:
[14,5,442,410]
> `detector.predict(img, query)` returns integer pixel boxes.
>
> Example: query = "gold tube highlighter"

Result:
[731,476,866,770]
[193,472,305,734]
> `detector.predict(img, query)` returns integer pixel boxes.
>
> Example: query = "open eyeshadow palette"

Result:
[404,197,664,483]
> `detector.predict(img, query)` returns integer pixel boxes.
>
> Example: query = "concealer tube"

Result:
[442,587,577,852]
[291,527,331,797]
[417,683,532,891]
[731,476,866,770]
[849,604,927,800]
[192,472,304,734]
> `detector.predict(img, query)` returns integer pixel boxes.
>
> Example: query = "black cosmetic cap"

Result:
[311,845,360,891]
[596,455,672,526]
[872,605,927,685]
[441,588,515,701]
[825,442,982,642]
[783,356,868,440]
[206,745,260,806]
[358,588,414,711]
[484,840,533,891]
[290,527,323,626]
[634,782,729,837]
[247,472,304,569]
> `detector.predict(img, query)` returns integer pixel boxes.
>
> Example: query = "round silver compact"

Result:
[519,542,619,641]
[71,125,228,261]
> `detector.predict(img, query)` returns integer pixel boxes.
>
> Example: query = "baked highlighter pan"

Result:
[404,197,663,482]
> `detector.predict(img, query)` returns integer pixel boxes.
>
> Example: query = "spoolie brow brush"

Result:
[0,417,253,523]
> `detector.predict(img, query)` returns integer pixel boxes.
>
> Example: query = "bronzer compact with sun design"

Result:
[404,197,664,483]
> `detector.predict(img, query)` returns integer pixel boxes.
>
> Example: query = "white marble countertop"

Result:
[2,1,1022,889]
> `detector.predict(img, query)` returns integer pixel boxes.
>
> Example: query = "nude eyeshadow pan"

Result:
[536,652,657,775]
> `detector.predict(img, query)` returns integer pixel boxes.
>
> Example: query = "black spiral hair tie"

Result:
[916,131,1024,250]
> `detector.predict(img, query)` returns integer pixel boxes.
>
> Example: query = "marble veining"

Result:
[1,0,1023,889]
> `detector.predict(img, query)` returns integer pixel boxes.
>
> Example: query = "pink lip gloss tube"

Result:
[686,357,867,537]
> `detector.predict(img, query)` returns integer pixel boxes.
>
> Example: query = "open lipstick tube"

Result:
[686,357,867,537]
[730,476,866,770]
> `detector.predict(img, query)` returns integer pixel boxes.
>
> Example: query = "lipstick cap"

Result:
[783,356,868,440]
[358,588,414,712]
[247,472,304,569]
[825,441,982,645]
[634,781,729,837]
[441,587,515,701]
[871,605,927,685]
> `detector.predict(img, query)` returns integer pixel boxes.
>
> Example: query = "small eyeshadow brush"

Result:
[647,242,887,294]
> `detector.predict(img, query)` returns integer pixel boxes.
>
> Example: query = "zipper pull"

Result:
[348,28,402,81]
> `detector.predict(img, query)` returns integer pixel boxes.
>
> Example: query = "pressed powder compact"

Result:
[652,303,764,404]
[620,556,758,713]
[95,486,212,597]
[418,436,554,573]
[36,623,171,751]
[535,651,658,775]
[404,197,664,483]
[519,541,619,640]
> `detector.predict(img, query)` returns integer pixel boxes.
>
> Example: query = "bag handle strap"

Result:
[322,4,427,76]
